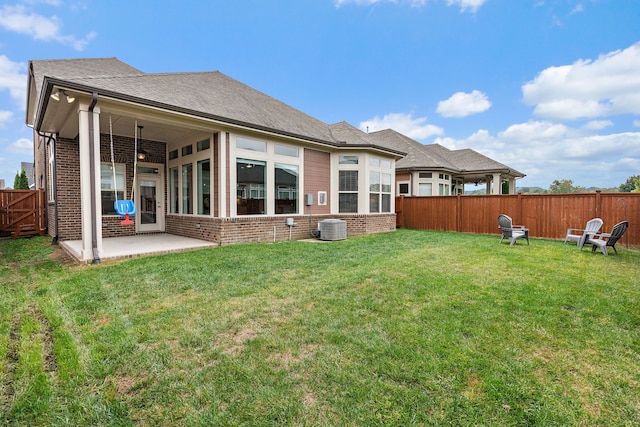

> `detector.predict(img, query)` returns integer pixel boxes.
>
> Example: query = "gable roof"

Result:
[369,128,524,178]
[368,129,458,171]
[29,58,403,155]
[28,58,142,109]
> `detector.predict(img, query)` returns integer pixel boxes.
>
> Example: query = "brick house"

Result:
[26,58,524,262]
[26,58,406,262]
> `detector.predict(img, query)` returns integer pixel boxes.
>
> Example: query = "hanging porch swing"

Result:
[109,115,140,225]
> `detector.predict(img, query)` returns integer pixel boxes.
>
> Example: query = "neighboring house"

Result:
[20,162,35,189]
[26,58,405,262]
[330,122,525,196]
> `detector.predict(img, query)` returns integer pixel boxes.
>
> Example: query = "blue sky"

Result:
[1,0,639,189]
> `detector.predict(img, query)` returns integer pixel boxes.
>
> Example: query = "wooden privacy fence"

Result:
[0,189,47,239]
[396,191,640,246]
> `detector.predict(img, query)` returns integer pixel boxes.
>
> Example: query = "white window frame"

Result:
[230,135,303,216]
[100,162,126,216]
[167,135,214,216]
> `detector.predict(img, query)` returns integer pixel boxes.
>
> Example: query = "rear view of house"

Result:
[26,58,405,262]
[26,58,524,262]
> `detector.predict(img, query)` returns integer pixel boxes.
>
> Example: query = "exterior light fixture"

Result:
[50,89,75,103]
[136,125,145,161]
[50,89,61,101]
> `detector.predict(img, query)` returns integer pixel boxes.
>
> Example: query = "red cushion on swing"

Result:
[114,200,136,216]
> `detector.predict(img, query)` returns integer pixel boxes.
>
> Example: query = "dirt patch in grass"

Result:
[217,328,258,355]
[0,304,58,412]
[0,314,21,410]
[49,245,76,266]
[115,375,149,397]
[32,305,58,372]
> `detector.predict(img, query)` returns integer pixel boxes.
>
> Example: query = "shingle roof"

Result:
[31,58,339,143]
[28,57,523,178]
[30,57,143,100]
[367,129,458,171]
[369,128,525,177]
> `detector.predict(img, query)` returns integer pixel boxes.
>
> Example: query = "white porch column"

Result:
[509,178,516,194]
[78,100,103,261]
[218,131,227,217]
[485,176,491,195]
[492,173,502,195]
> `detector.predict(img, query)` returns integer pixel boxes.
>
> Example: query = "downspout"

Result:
[36,130,57,244]
[88,92,100,264]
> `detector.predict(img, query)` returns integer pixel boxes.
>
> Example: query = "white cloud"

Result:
[436,90,491,118]
[634,120,640,127]
[570,3,584,14]
[446,0,487,13]
[360,112,444,139]
[498,120,569,143]
[522,42,640,120]
[334,0,486,12]
[0,4,96,50]
[8,138,33,155]
[0,110,13,127]
[435,121,640,188]
[0,55,27,102]
[583,120,613,130]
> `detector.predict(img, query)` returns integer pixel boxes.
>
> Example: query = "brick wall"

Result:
[53,132,166,241]
[166,213,396,245]
[55,137,82,240]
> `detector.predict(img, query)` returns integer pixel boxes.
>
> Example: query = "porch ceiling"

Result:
[100,112,212,147]
[40,93,214,146]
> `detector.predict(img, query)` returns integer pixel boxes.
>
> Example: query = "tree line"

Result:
[518,175,640,194]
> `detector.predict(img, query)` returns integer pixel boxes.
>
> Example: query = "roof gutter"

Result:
[88,91,100,264]
[35,130,57,244]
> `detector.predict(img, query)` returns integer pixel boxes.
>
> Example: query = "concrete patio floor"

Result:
[60,234,217,263]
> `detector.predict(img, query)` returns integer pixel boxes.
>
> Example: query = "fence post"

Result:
[595,190,602,217]
[517,192,523,223]
[396,196,404,228]
[456,194,461,232]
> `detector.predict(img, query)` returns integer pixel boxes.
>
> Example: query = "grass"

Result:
[1,230,639,426]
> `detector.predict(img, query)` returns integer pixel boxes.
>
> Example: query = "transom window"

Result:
[339,155,359,165]
[237,137,267,152]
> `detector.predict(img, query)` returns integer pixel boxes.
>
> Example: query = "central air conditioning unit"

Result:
[318,219,347,241]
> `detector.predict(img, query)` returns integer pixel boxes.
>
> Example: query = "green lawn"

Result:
[1,230,639,426]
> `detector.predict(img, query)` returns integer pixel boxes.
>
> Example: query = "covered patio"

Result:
[60,233,217,263]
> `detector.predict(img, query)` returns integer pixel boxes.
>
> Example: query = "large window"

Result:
[370,172,392,213]
[169,167,178,214]
[182,163,193,214]
[339,170,358,213]
[100,163,125,215]
[418,183,432,196]
[197,159,210,215]
[234,137,302,216]
[237,159,266,215]
[275,163,298,214]
[168,136,213,216]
